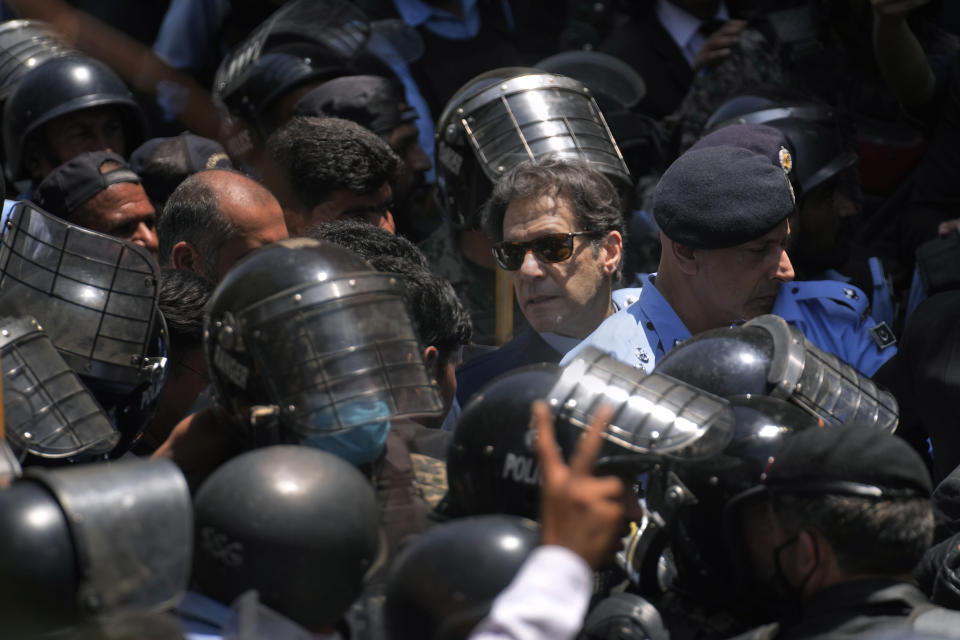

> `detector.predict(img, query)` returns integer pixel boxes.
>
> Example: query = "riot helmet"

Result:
[0,315,118,462]
[192,445,382,630]
[578,592,670,640]
[0,457,192,639]
[0,20,78,105]
[656,396,820,607]
[384,514,540,640]
[536,50,667,185]
[0,202,168,456]
[435,67,631,229]
[3,54,148,182]
[655,314,898,432]
[216,44,355,141]
[704,89,858,201]
[204,238,442,462]
[444,350,735,519]
[212,0,419,147]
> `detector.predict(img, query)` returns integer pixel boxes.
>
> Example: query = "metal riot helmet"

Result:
[0,20,78,106]
[3,54,148,182]
[193,445,382,630]
[212,0,420,150]
[0,315,118,462]
[435,66,631,229]
[704,89,858,203]
[0,202,168,456]
[204,238,442,463]
[0,458,192,639]
[654,314,899,432]
[444,350,736,519]
[578,592,670,640]
[384,514,540,640]
[641,396,820,614]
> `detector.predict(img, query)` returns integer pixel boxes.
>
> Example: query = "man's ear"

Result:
[668,239,699,276]
[601,230,623,276]
[794,529,820,575]
[422,345,440,380]
[170,241,204,275]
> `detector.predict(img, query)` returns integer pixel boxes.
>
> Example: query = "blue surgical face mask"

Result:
[302,399,392,466]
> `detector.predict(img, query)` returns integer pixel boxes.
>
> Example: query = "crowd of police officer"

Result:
[1,1,960,639]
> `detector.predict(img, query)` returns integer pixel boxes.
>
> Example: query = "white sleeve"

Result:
[468,545,593,640]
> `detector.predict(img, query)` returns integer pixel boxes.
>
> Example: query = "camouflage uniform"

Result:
[410,453,448,509]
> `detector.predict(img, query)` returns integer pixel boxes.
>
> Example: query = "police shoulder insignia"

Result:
[778,146,792,174]
[869,322,896,350]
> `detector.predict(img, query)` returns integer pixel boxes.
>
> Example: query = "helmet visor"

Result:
[0,203,161,390]
[1,316,118,459]
[548,346,735,459]
[243,272,443,436]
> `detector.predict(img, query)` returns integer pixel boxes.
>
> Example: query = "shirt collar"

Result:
[655,0,730,50]
[539,331,583,355]
[638,273,692,350]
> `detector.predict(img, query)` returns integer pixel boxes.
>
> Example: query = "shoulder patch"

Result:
[789,281,870,315]
[868,322,897,350]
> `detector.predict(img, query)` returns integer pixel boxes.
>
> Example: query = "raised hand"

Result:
[533,400,625,569]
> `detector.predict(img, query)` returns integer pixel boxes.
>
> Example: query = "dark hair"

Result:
[307,221,471,359]
[158,267,214,360]
[370,256,472,362]
[308,218,429,269]
[157,171,238,276]
[482,156,626,277]
[772,493,934,576]
[266,116,402,211]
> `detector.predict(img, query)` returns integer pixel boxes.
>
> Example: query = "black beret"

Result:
[292,75,417,136]
[33,151,141,220]
[653,145,796,249]
[764,425,932,498]
[129,133,233,205]
[690,124,794,176]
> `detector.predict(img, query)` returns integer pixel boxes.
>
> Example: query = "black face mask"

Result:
[772,531,819,622]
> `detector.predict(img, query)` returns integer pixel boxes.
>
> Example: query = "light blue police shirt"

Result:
[562,274,895,377]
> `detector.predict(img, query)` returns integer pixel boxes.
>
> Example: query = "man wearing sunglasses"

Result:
[562,134,894,377]
[456,157,637,406]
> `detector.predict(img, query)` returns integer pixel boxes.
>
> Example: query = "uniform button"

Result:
[791,287,798,294]
[646,321,655,330]
[842,287,859,300]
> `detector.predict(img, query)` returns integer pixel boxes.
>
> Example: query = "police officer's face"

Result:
[47,106,126,165]
[502,193,622,339]
[689,218,795,328]
[387,122,431,205]
[75,182,159,259]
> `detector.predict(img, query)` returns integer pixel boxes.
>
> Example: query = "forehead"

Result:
[503,193,577,237]
[84,182,153,217]
[47,105,123,130]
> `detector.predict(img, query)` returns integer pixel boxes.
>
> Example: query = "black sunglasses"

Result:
[492,232,595,271]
